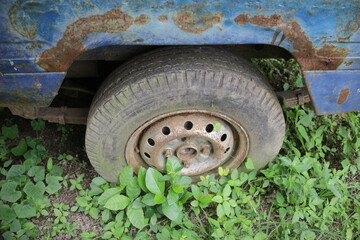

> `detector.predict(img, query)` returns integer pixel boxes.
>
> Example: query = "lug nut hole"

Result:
[206,124,214,133]
[144,152,151,158]
[162,127,170,135]
[184,121,193,130]
[221,134,227,142]
[147,138,155,146]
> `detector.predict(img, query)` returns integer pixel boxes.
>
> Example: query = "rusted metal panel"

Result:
[0,72,65,106]
[8,106,89,125]
[304,70,360,114]
[0,0,359,111]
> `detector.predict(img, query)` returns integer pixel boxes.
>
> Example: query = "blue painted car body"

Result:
[0,0,359,114]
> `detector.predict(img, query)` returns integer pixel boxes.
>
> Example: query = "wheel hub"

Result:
[125,110,249,179]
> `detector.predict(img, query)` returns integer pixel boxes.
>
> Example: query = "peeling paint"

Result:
[38,10,135,72]
[158,15,168,22]
[234,14,349,70]
[134,14,150,26]
[337,88,350,104]
[173,11,222,34]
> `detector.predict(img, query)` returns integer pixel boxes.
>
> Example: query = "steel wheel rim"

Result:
[125,110,249,180]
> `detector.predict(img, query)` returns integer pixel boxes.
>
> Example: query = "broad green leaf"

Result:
[119,165,133,187]
[45,175,61,194]
[154,193,166,204]
[24,181,45,200]
[222,184,231,198]
[89,183,103,196]
[126,177,141,200]
[132,197,146,209]
[23,221,36,230]
[141,193,156,206]
[102,209,111,222]
[328,184,342,198]
[92,177,107,186]
[212,196,223,203]
[31,119,45,131]
[223,201,231,216]
[27,166,45,182]
[216,204,225,218]
[76,197,88,207]
[191,185,201,200]
[211,228,225,238]
[2,125,19,139]
[276,192,285,205]
[208,217,220,228]
[26,136,38,149]
[292,211,300,224]
[254,232,267,240]
[214,122,221,132]
[172,184,185,193]
[167,189,179,205]
[145,168,165,194]
[127,206,145,229]
[231,169,239,180]
[10,219,21,232]
[0,204,17,221]
[245,158,255,170]
[137,167,149,193]
[14,200,36,218]
[89,207,99,219]
[162,202,180,221]
[166,156,183,174]
[49,165,63,176]
[47,158,53,171]
[283,83,290,91]
[297,125,309,142]
[178,192,192,205]
[174,175,192,186]
[104,195,130,211]
[300,230,316,240]
[6,165,25,179]
[11,140,28,156]
[0,182,21,202]
[98,188,122,205]
[191,200,199,207]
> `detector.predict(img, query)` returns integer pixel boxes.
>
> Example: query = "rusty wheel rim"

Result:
[125,110,249,179]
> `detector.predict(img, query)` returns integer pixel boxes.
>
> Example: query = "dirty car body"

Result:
[0,0,359,115]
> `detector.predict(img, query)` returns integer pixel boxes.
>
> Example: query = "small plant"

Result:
[56,124,73,142]
[97,156,193,230]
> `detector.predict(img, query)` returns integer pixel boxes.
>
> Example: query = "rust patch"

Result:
[173,12,222,34]
[158,15,168,22]
[38,9,134,72]
[25,1,41,6]
[134,14,150,26]
[234,14,348,70]
[337,88,350,104]
[344,61,353,66]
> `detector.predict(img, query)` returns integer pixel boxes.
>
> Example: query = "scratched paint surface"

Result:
[0,0,359,112]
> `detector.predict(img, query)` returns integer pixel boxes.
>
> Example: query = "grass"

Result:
[0,59,359,239]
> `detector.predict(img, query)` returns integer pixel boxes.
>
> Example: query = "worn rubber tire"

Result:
[85,47,285,183]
